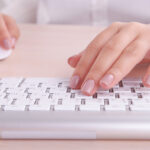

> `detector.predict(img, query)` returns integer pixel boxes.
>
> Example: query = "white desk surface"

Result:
[0,24,149,150]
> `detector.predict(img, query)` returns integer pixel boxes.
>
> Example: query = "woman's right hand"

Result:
[0,13,20,50]
[68,22,150,96]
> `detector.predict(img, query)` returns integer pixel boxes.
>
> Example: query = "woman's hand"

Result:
[68,22,150,96]
[0,13,20,50]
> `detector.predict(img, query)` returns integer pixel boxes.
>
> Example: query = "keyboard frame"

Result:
[0,111,150,139]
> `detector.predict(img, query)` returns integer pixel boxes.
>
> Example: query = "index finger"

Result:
[69,22,123,89]
[3,15,20,42]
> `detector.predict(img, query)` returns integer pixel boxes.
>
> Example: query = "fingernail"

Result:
[100,74,114,87]
[70,75,80,88]
[11,37,16,47]
[3,39,12,49]
[145,75,150,85]
[68,56,76,66]
[81,80,95,94]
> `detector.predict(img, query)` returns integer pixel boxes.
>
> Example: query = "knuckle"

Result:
[4,14,15,22]
[86,37,101,51]
[124,41,145,61]
[125,46,139,58]
[126,22,144,29]
[135,39,146,47]
[86,42,98,51]
[140,27,150,38]
[110,66,123,77]
[88,65,104,79]
[87,70,102,81]
[110,22,122,28]
[75,59,88,73]
[104,41,115,51]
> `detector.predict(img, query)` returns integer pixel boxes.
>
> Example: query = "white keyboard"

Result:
[0,77,150,112]
[1,77,150,140]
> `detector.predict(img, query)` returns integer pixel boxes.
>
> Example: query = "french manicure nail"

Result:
[81,80,95,94]
[146,75,150,85]
[3,39,12,49]
[70,75,80,88]
[100,74,114,87]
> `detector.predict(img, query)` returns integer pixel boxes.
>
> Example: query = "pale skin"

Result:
[68,22,150,96]
[0,13,150,96]
[0,13,20,50]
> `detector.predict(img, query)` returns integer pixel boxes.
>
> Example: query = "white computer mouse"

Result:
[0,47,12,60]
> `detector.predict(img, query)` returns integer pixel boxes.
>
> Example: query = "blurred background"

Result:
[0,0,150,26]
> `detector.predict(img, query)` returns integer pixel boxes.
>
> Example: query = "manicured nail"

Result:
[145,75,150,85]
[11,37,16,47]
[81,80,95,94]
[68,56,76,66]
[70,75,80,88]
[100,74,114,87]
[3,39,12,49]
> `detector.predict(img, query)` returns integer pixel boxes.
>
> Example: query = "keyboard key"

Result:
[132,99,150,106]
[15,98,35,105]
[0,98,13,105]
[55,104,75,111]
[80,105,100,111]
[29,104,50,111]
[122,82,141,87]
[109,99,128,105]
[4,105,25,111]
[85,99,104,105]
[130,105,150,111]
[105,105,126,111]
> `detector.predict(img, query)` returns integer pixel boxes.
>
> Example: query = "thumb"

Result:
[67,50,84,68]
